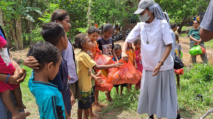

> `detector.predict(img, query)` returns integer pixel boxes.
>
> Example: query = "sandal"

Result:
[98,103,107,108]
[92,106,102,112]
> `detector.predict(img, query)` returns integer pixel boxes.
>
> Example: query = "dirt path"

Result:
[10,37,213,119]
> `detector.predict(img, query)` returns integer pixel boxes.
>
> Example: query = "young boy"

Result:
[28,41,66,119]
[113,44,127,95]
[26,22,72,119]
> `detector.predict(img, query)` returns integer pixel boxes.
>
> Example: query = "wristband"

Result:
[158,61,164,65]
[5,74,11,83]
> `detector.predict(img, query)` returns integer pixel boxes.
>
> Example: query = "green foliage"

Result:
[30,25,44,44]
[76,27,88,33]
[38,4,59,23]
[155,0,209,24]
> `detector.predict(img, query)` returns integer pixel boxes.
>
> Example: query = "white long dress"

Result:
[126,18,178,119]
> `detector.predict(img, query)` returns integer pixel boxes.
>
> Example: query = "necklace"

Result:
[144,25,152,44]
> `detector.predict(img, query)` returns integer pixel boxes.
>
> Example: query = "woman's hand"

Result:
[99,50,102,55]
[9,68,26,84]
[122,52,128,62]
[24,56,39,69]
[152,63,162,76]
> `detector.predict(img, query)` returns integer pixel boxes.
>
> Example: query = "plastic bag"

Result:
[201,46,206,54]
[95,75,113,92]
[189,45,202,56]
[180,51,183,59]
[107,60,141,85]
[174,68,184,75]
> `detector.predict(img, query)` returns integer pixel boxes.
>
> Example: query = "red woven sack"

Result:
[95,75,113,92]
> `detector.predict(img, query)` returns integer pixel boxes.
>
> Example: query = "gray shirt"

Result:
[170,30,176,59]
[62,41,78,84]
[201,0,213,32]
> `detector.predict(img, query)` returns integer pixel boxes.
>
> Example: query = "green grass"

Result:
[21,64,213,118]
[180,33,188,37]
[205,40,213,48]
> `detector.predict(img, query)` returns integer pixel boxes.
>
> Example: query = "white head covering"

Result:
[148,3,166,20]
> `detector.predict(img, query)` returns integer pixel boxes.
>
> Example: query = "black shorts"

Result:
[91,86,95,103]
[78,91,92,109]
[113,83,127,87]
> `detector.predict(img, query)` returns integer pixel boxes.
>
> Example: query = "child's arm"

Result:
[112,49,118,61]
[93,62,123,70]
[96,70,102,76]
[70,89,75,106]
[178,50,181,58]
[134,59,138,69]
[91,73,103,84]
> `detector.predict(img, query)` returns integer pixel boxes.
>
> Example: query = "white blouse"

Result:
[126,18,174,71]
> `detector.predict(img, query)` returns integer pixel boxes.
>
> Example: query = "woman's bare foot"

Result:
[12,111,30,119]
[16,103,26,110]
[105,92,113,102]
[90,113,99,119]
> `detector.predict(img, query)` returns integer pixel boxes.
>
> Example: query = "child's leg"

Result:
[78,108,83,119]
[120,86,124,95]
[0,90,30,118]
[12,86,25,110]
[116,87,119,95]
[88,107,98,119]
[83,109,89,119]
[176,74,180,87]
[94,90,99,105]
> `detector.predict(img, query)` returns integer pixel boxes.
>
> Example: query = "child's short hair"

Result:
[27,41,60,70]
[114,44,121,51]
[88,27,100,35]
[171,23,177,29]
[74,33,87,49]
[101,23,113,35]
[41,22,65,45]
[134,39,141,45]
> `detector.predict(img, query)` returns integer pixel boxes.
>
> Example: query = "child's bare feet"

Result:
[12,111,30,119]
[90,113,99,119]
[97,103,107,108]
[16,103,26,110]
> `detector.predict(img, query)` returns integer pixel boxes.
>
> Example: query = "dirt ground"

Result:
[10,37,213,119]
[10,36,213,66]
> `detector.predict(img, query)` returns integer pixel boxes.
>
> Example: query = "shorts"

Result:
[0,81,19,92]
[113,83,127,87]
[69,80,81,99]
[78,91,92,109]
[91,86,95,103]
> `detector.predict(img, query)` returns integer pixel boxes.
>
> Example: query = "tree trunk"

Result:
[87,0,92,27]
[178,16,187,33]
[15,18,23,50]
[9,21,18,50]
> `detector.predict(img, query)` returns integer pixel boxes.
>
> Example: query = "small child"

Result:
[97,23,118,101]
[88,27,106,111]
[126,42,137,91]
[75,33,122,119]
[175,34,182,87]
[113,44,127,95]
[0,36,30,119]
[134,39,143,90]
[28,41,66,118]
[26,22,72,119]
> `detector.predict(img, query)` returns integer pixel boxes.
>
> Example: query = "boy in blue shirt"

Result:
[26,22,72,118]
[28,41,66,119]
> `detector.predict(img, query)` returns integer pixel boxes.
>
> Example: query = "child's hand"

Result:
[24,56,39,69]
[135,64,138,69]
[96,71,102,76]
[99,50,102,55]
[71,95,75,106]
[114,62,123,67]
[95,76,103,84]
